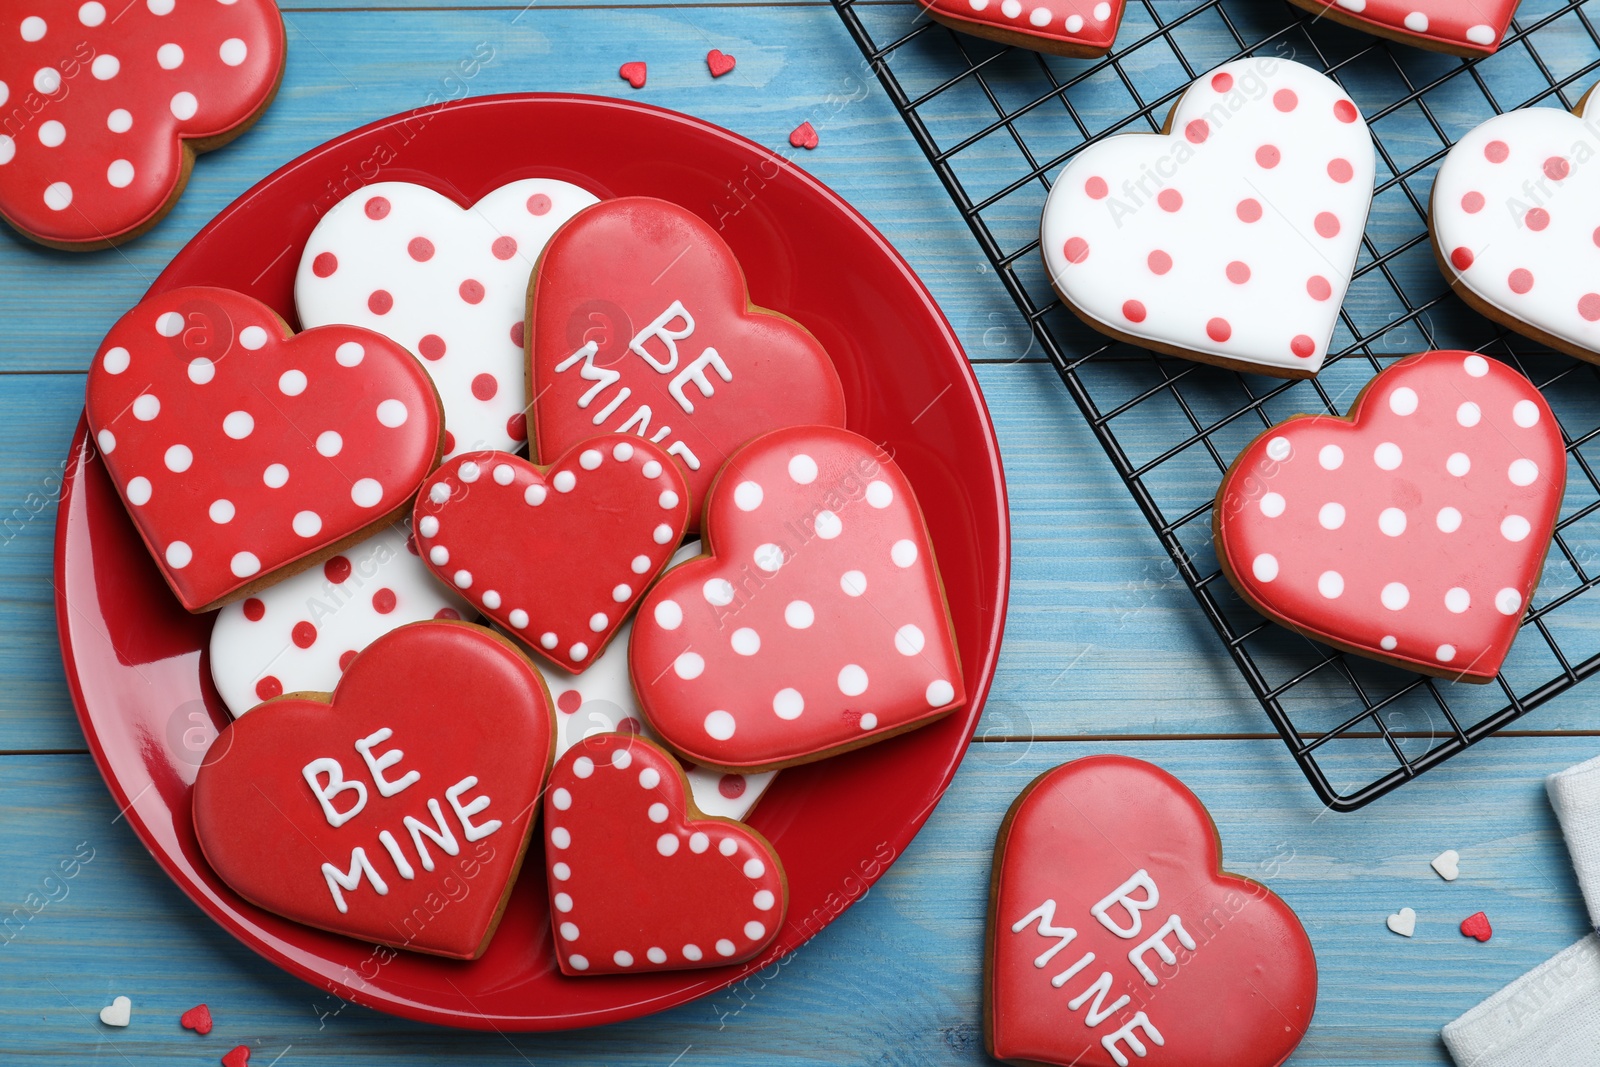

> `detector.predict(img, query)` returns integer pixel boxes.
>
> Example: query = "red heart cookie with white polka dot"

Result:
[544,732,785,976]
[412,435,690,673]
[1431,87,1600,363]
[527,196,846,530]
[1287,0,1517,57]
[631,425,964,773]
[1215,350,1564,682]
[86,286,444,613]
[209,524,473,716]
[0,0,285,249]
[1042,57,1375,378]
[916,0,1123,57]
[296,179,599,459]
[193,620,554,959]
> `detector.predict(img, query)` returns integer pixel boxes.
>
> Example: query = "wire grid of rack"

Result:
[831,0,1600,809]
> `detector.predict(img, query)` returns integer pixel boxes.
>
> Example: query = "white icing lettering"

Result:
[445,776,502,842]
[617,404,653,437]
[403,798,462,872]
[1091,869,1160,939]
[1129,914,1196,985]
[377,829,416,880]
[555,341,621,408]
[322,847,388,914]
[630,301,696,372]
[667,348,732,413]
[1066,970,1131,1027]
[354,727,421,798]
[1010,899,1078,968]
[1101,1012,1164,1066]
[666,440,702,471]
[1050,949,1096,990]
[302,757,367,828]
[592,385,631,425]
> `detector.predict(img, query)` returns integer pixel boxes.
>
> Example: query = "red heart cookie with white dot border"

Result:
[1287,0,1517,57]
[544,732,785,976]
[527,196,846,531]
[0,0,285,249]
[1431,86,1600,364]
[988,756,1316,1067]
[86,286,444,613]
[917,0,1123,57]
[1042,58,1374,378]
[192,620,555,960]
[412,435,690,673]
[1215,350,1564,682]
[296,179,598,459]
[631,424,964,773]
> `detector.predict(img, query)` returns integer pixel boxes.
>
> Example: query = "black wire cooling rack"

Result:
[831,0,1600,809]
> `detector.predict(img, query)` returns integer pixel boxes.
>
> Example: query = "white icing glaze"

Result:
[1042,57,1375,374]
[295,179,599,457]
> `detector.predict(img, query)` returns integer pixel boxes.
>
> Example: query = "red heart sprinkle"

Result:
[619,62,646,89]
[180,1004,213,1035]
[706,49,736,77]
[1461,911,1493,942]
[222,1047,250,1067]
[789,121,818,150]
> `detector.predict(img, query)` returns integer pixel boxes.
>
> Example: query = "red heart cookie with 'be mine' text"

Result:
[987,756,1316,1067]
[86,286,444,612]
[527,197,846,529]
[545,733,785,975]
[1215,351,1564,681]
[412,435,690,673]
[192,621,554,959]
[631,425,964,772]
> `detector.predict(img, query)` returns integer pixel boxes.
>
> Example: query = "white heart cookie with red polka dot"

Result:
[0,0,285,249]
[209,524,473,716]
[412,435,690,674]
[1215,351,1564,682]
[631,425,964,773]
[1432,87,1600,363]
[1042,57,1375,378]
[544,732,786,976]
[86,286,445,612]
[1287,0,1517,57]
[295,179,598,458]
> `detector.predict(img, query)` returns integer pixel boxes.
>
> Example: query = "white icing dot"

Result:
[186,357,214,384]
[553,889,571,908]
[719,838,738,856]
[132,393,160,421]
[208,499,234,524]
[610,749,632,770]
[647,947,667,964]
[0,135,11,165]
[79,2,105,25]
[1378,508,1406,537]
[335,341,364,367]
[1437,507,1462,533]
[676,652,705,679]
[155,311,183,337]
[454,569,473,587]
[492,465,514,486]
[1381,582,1409,610]
[164,444,192,472]
[734,481,763,510]
[731,628,760,655]
[509,611,529,629]
[891,540,919,567]
[20,17,46,41]
[1252,554,1279,582]
[745,921,766,940]
[107,108,131,132]
[279,370,307,396]
[1029,6,1050,25]
[611,584,632,603]
[1447,452,1471,477]
[743,858,765,879]
[895,624,926,656]
[219,37,247,65]
[1318,502,1345,530]
[351,478,382,507]
[927,679,955,706]
[1381,636,1398,651]
[648,802,668,823]
[1001,0,1020,16]
[1445,587,1471,614]
[654,600,683,629]
[773,688,803,719]
[754,543,785,572]
[683,945,703,962]
[147,0,173,12]
[458,462,481,483]
[553,862,570,880]
[1437,644,1457,663]
[1260,492,1286,518]
[788,454,818,483]
[659,490,679,510]
[587,612,607,632]
[429,546,449,566]
[579,449,602,471]
[560,922,579,940]
[524,484,546,506]
[157,43,184,70]
[263,463,288,488]
[754,890,775,910]
[430,483,450,505]
[841,570,867,596]
[481,591,501,609]
[418,516,440,537]
[1513,400,1541,428]
[568,955,588,970]
[316,430,343,457]
[231,551,260,578]
[1467,23,1497,45]
[814,511,842,539]
[96,430,115,454]
[631,554,651,574]
[703,579,734,606]
[866,481,893,508]
[613,951,634,968]
[1496,588,1523,616]
[1318,571,1344,599]
[653,523,674,544]
[34,68,60,94]
[37,120,63,147]
[164,540,191,568]
[639,768,661,789]
[101,346,129,374]
[170,92,198,121]
[376,399,408,428]
[573,757,593,779]
[1373,442,1402,470]
[838,664,869,696]
[705,710,735,740]
[1509,459,1539,486]
[1501,515,1531,542]
[642,460,662,478]
[689,832,709,853]
[784,600,814,628]
[1457,402,1481,428]
[612,442,634,462]
[293,511,322,538]
[43,182,71,210]
[1389,387,1418,416]
[1267,437,1292,462]
[91,55,118,80]
[1464,355,1489,377]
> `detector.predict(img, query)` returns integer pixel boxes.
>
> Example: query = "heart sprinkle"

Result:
[1461,911,1493,942]
[706,49,736,77]
[1431,849,1461,882]
[180,1003,213,1035]
[789,121,818,150]
[98,995,131,1027]
[1386,907,1417,938]
[222,1046,251,1067]
[619,61,646,89]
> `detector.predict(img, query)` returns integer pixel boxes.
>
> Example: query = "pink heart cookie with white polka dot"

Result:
[1432,86,1600,363]
[916,0,1123,57]
[631,425,964,773]
[0,0,285,249]
[295,179,599,458]
[87,286,445,613]
[1287,0,1517,57]
[544,732,785,976]
[1214,351,1564,682]
[412,435,690,674]
[1042,57,1375,378]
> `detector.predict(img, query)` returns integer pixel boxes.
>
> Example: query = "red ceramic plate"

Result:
[54,94,1009,1030]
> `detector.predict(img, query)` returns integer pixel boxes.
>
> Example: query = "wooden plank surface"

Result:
[1,0,1598,1064]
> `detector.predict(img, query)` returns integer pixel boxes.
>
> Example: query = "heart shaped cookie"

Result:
[631,425,964,772]
[1041,57,1374,378]
[527,196,846,528]
[86,286,444,612]
[1431,85,1600,363]
[987,756,1316,1067]
[295,179,598,458]
[1215,351,1564,681]
[192,620,554,959]
[916,0,1123,57]
[412,435,690,673]
[0,0,285,249]
[1287,0,1517,56]
[209,524,473,717]
[544,732,786,975]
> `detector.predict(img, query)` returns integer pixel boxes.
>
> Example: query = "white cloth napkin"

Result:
[1440,754,1600,1066]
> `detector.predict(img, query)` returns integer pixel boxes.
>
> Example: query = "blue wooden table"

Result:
[2,1,1597,1064]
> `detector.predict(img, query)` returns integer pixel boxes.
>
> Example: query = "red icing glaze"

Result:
[705,49,736,77]
[0,0,285,247]
[987,756,1316,1067]
[917,0,1123,54]
[528,197,845,530]
[1289,0,1516,56]
[85,287,444,612]
[1461,911,1493,941]
[544,733,785,976]
[631,425,964,771]
[192,621,555,959]
[618,61,645,89]
[179,1003,212,1035]
[1215,351,1563,682]
[412,435,690,674]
